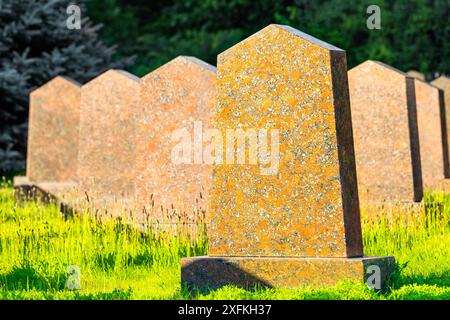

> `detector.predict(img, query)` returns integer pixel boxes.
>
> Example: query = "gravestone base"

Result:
[13,176,78,216]
[181,256,395,291]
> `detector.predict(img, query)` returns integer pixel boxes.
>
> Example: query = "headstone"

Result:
[348,61,423,204]
[432,76,450,175]
[407,70,426,81]
[26,76,81,183]
[78,70,140,200]
[182,25,394,290]
[136,56,216,221]
[414,79,449,187]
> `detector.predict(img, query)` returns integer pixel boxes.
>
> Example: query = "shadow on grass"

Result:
[396,272,450,287]
[0,263,67,291]
[71,288,133,300]
[388,261,450,289]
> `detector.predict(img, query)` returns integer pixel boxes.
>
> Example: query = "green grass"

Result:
[1,177,449,300]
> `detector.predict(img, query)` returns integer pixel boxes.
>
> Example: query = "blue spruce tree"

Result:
[0,0,133,173]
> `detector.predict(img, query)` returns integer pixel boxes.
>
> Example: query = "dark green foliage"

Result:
[0,0,133,173]
[1,0,448,174]
[87,0,449,79]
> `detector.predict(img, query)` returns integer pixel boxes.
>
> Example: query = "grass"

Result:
[0,177,449,300]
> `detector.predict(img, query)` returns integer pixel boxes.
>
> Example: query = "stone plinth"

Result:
[182,256,395,290]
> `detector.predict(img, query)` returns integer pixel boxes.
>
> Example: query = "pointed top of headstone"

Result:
[179,56,217,72]
[142,56,216,81]
[432,75,450,90]
[219,24,343,60]
[407,70,426,81]
[31,76,80,95]
[84,69,140,87]
[351,60,411,79]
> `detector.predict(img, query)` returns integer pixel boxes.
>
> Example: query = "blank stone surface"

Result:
[78,70,140,199]
[209,24,362,258]
[414,79,449,187]
[27,76,81,183]
[135,56,216,219]
[349,61,423,203]
[432,76,450,176]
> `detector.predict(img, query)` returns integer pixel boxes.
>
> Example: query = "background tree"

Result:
[1,0,449,174]
[0,0,133,174]
[88,0,449,78]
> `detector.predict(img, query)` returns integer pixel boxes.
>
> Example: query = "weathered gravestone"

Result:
[15,76,81,202]
[78,70,140,201]
[27,76,81,183]
[136,56,216,221]
[348,61,423,204]
[432,76,450,174]
[182,25,394,289]
[414,79,449,188]
[407,70,426,81]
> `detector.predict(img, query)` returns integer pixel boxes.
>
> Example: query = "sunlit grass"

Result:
[0,177,449,299]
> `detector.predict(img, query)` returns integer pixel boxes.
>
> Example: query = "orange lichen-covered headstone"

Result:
[135,56,216,220]
[78,70,140,199]
[182,25,394,290]
[26,76,81,183]
[349,61,423,203]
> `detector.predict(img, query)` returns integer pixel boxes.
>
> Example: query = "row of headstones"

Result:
[24,29,450,216]
[17,23,450,289]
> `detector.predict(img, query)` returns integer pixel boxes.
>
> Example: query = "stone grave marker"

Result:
[407,70,425,81]
[414,79,449,187]
[348,61,423,204]
[182,25,394,290]
[136,56,216,221]
[26,76,81,183]
[78,70,140,200]
[432,75,450,176]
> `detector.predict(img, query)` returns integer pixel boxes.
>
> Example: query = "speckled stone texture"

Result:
[414,79,450,188]
[136,56,216,221]
[182,256,395,290]
[78,70,140,199]
[26,76,81,183]
[349,61,423,204]
[182,25,394,290]
[209,24,362,258]
[432,76,450,176]
[407,70,425,81]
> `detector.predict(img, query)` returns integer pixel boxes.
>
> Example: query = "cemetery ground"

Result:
[0,178,449,300]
